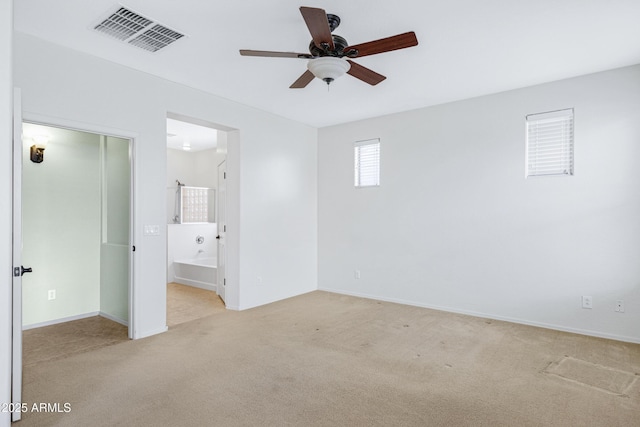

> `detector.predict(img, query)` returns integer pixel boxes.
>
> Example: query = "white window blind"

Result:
[526,109,574,177]
[354,139,380,187]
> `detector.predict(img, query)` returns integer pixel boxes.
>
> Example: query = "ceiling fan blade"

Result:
[290,70,315,89]
[300,6,334,50]
[346,60,386,86]
[344,31,418,58]
[240,49,313,59]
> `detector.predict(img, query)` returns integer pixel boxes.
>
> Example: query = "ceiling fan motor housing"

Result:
[309,34,350,57]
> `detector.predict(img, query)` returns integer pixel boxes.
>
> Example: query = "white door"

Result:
[216,161,226,304]
[11,88,24,422]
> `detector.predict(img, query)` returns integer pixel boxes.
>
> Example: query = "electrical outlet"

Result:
[354,270,361,279]
[48,290,56,301]
[615,300,624,313]
[582,295,592,309]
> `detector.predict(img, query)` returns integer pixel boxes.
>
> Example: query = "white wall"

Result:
[1,0,13,424]
[14,33,318,335]
[239,123,318,309]
[318,64,640,343]
[21,124,101,327]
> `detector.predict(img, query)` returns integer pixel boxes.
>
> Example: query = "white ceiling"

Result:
[166,118,217,152]
[14,0,640,128]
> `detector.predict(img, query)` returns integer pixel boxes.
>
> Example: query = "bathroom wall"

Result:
[167,147,222,187]
[166,147,225,224]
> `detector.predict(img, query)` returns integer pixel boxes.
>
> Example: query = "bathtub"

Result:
[173,257,217,291]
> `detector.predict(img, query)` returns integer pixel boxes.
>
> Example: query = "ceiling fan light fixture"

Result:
[307,57,351,85]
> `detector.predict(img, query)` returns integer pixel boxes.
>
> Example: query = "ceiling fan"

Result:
[239,6,418,88]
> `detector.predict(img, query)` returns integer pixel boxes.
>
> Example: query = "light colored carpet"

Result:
[22,283,221,368]
[166,282,225,327]
[19,291,640,426]
[22,316,128,367]
[543,356,638,396]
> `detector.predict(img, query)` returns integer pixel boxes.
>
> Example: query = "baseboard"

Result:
[23,311,100,330]
[174,277,217,292]
[99,311,129,327]
[319,287,640,344]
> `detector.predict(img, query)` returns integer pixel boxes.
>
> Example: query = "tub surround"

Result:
[173,257,217,291]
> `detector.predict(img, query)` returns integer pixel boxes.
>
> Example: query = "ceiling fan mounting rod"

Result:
[326,14,341,32]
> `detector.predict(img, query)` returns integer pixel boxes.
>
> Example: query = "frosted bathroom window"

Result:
[180,186,214,223]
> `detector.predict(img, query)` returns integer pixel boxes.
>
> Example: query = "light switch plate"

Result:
[144,225,160,236]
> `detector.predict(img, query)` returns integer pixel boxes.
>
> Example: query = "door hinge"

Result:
[132,245,136,252]
[224,225,226,232]
[224,172,226,179]
[224,278,226,286]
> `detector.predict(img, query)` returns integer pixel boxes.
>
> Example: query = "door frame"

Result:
[11,89,22,422]
[216,160,226,304]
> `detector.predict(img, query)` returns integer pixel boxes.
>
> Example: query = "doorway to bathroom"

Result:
[20,121,133,363]
[165,114,228,326]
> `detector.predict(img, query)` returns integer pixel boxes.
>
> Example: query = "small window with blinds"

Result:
[526,109,574,177]
[354,138,380,187]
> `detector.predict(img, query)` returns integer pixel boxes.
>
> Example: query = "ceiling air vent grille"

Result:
[129,24,185,52]
[93,7,184,52]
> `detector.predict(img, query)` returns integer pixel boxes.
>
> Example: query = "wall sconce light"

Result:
[30,135,49,163]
